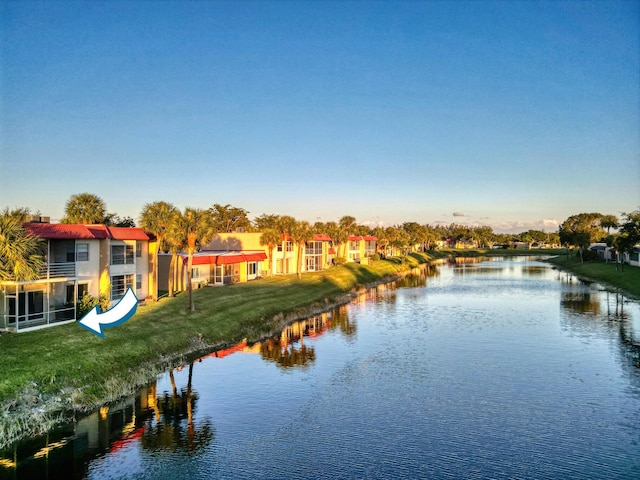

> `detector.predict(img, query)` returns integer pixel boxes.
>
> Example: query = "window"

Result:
[136,241,142,257]
[191,268,200,279]
[247,262,257,276]
[286,241,293,252]
[111,244,134,265]
[66,243,75,262]
[277,244,283,252]
[76,243,89,261]
[66,285,75,304]
[136,274,142,290]
[78,283,88,299]
[111,274,135,300]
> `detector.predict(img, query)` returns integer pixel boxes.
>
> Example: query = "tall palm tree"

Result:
[600,214,619,235]
[173,208,215,311]
[61,193,107,224]
[164,214,187,297]
[290,220,314,278]
[277,216,296,274]
[139,201,179,300]
[338,215,356,258]
[259,228,281,277]
[0,211,46,281]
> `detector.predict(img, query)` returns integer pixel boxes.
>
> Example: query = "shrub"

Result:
[76,294,110,318]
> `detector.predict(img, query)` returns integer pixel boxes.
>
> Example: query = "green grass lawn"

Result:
[0,248,586,446]
[0,252,439,445]
[546,255,640,299]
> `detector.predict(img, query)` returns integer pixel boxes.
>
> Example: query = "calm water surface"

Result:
[2,257,640,479]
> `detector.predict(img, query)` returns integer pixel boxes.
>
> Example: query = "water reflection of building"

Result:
[0,384,155,479]
[0,370,214,479]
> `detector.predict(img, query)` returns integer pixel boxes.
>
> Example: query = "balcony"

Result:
[41,262,76,279]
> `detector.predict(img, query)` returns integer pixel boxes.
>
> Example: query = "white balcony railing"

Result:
[40,262,76,279]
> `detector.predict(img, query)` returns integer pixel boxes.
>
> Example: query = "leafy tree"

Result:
[209,203,251,232]
[140,201,179,300]
[612,210,640,271]
[559,212,606,262]
[0,209,46,281]
[253,213,281,230]
[172,208,215,311]
[110,216,136,227]
[473,226,496,248]
[61,193,108,224]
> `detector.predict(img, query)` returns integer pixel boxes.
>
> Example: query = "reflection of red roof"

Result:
[23,223,149,241]
[109,427,144,453]
[204,339,247,360]
[313,234,332,241]
[180,251,267,265]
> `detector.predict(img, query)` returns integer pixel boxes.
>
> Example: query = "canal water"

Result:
[2,257,639,479]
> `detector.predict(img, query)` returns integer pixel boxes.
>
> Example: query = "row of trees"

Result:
[3,193,639,312]
[559,211,640,264]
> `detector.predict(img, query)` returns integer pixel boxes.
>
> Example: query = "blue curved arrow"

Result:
[78,287,138,338]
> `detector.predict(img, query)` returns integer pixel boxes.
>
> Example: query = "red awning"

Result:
[180,251,267,265]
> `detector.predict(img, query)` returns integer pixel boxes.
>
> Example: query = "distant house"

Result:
[347,236,378,264]
[0,222,151,332]
[626,246,640,267]
[157,231,364,289]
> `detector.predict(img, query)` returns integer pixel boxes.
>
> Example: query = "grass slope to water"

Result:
[546,255,640,300]
[0,248,566,446]
[0,252,440,447]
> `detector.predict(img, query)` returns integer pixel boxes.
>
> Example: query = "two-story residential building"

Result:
[347,235,378,264]
[0,222,150,332]
[157,231,338,290]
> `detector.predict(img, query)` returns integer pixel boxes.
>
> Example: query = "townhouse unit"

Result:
[0,222,150,332]
[157,232,375,289]
[347,235,378,264]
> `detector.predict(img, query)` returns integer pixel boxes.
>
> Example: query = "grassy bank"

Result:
[0,252,442,447]
[546,255,640,300]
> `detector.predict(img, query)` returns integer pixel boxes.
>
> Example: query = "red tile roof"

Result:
[107,226,149,241]
[23,223,148,241]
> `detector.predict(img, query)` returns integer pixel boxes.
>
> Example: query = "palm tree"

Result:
[139,201,179,300]
[600,214,619,235]
[259,228,281,277]
[172,208,215,311]
[277,216,296,274]
[290,220,314,278]
[0,211,46,281]
[338,216,356,258]
[61,193,108,224]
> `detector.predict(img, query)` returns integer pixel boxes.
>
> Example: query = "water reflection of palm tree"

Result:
[141,362,214,455]
[260,336,317,369]
[330,305,356,338]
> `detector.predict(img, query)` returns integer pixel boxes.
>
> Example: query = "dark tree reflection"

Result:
[141,362,214,456]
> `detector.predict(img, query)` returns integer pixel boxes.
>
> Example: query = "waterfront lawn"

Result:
[546,255,640,299]
[0,252,436,413]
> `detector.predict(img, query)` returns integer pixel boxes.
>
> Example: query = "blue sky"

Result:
[1,0,638,233]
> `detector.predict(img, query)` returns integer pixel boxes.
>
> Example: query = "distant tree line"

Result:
[4,193,639,309]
